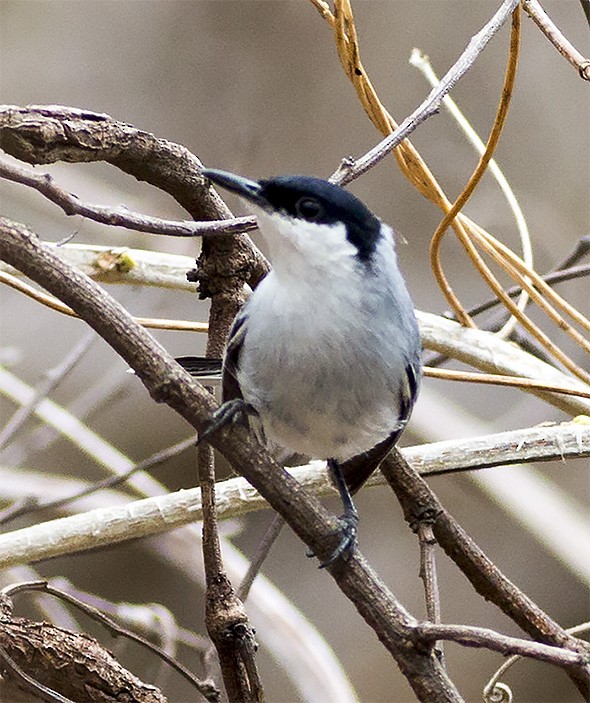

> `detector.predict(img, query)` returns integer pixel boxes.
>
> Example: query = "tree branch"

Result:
[522,0,590,79]
[380,450,590,698]
[415,622,588,669]
[330,0,520,185]
[0,105,269,288]
[0,156,256,238]
[417,311,590,416]
[0,421,587,567]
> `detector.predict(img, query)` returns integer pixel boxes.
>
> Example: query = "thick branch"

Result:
[417,311,590,416]
[0,421,587,568]
[0,615,166,703]
[1,243,200,291]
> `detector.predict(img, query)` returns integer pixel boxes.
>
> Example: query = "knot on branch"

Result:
[409,507,443,534]
[221,621,258,651]
[193,237,255,302]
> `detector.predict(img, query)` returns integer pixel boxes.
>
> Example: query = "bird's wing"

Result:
[175,308,248,406]
[340,359,421,495]
[221,310,248,403]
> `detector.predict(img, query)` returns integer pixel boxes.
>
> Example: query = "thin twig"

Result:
[237,514,286,602]
[483,621,590,702]
[0,270,208,332]
[453,263,590,320]
[0,105,270,288]
[416,622,588,668]
[0,436,197,526]
[428,6,520,328]
[522,0,590,79]
[48,580,213,663]
[417,522,445,667]
[422,367,590,399]
[0,157,256,238]
[0,330,96,451]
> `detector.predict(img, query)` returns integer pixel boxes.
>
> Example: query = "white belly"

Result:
[237,270,413,461]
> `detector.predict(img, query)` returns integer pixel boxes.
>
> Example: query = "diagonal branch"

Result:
[380,449,590,698]
[522,0,590,79]
[328,0,520,183]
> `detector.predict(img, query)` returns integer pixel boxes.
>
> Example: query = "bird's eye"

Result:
[295,197,324,221]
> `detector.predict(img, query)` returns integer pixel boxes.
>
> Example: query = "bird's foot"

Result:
[306,508,359,568]
[198,399,253,444]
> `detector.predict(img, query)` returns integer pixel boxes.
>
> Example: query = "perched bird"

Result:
[180,169,421,564]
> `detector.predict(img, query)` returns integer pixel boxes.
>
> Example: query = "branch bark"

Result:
[0,616,166,703]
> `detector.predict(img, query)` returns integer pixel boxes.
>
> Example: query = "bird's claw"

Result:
[197,399,251,445]
[306,511,359,568]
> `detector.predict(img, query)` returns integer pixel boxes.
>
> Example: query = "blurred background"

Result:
[1,2,588,701]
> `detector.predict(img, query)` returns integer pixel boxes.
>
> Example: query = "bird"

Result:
[179,168,421,565]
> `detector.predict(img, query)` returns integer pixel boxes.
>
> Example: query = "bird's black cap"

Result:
[203,169,382,261]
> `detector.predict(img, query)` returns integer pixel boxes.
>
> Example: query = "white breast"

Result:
[237,227,415,461]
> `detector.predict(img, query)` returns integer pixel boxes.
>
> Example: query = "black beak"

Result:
[202,168,264,206]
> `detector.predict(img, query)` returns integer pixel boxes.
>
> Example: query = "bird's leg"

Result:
[317,458,359,568]
[197,399,255,445]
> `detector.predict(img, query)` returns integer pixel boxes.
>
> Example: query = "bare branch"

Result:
[0,218,462,702]
[0,105,269,288]
[380,450,590,697]
[416,622,588,669]
[522,0,590,79]
[417,311,590,416]
[483,622,590,702]
[0,243,199,290]
[2,580,217,701]
[416,521,445,666]
[0,156,256,238]
[0,421,587,568]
